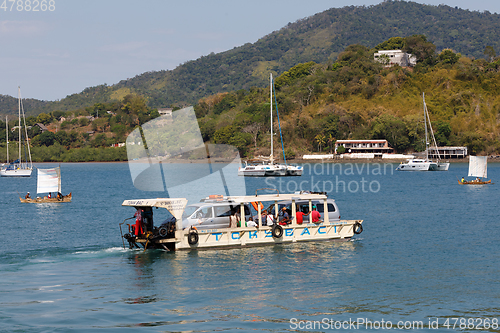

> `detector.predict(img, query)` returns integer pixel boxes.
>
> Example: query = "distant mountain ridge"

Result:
[2,0,500,116]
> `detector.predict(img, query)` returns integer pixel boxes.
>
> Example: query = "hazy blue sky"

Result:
[1,0,500,101]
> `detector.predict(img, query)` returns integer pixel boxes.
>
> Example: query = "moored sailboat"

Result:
[238,74,302,177]
[0,87,33,177]
[397,93,449,171]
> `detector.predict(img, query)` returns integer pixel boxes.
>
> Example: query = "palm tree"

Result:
[315,134,326,152]
[327,134,336,154]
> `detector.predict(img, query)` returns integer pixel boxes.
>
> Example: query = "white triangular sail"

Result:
[37,167,61,193]
[468,156,487,178]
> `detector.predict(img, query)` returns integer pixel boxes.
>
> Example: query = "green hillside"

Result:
[2,1,500,117]
[194,39,500,158]
[2,34,500,162]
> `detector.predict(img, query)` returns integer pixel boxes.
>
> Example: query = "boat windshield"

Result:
[182,206,198,219]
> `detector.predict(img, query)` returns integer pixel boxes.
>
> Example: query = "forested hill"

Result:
[2,0,500,116]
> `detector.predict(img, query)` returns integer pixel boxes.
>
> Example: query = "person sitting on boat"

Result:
[48,193,52,199]
[461,177,465,183]
[246,220,258,227]
[278,207,290,225]
[259,209,274,226]
[25,192,30,199]
[133,208,144,237]
[311,206,321,223]
[295,207,310,225]
[266,212,275,226]
[57,192,62,200]
[254,210,267,226]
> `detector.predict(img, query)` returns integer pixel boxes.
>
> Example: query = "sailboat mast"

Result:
[5,116,8,164]
[423,93,428,160]
[270,73,274,165]
[18,87,22,165]
[20,89,33,169]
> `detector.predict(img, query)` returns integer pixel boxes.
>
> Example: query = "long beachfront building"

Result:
[335,140,394,156]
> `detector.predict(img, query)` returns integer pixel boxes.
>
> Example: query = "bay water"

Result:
[0,162,499,332]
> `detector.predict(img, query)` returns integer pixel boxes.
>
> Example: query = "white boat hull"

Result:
[286,165,303,176]
[237,168,266,176]
[238,164,287,177]
[436,162,450,171]
[132,220,362,250]
[0,168,32,177]
[396,159,437,171]
[238,164,302,177]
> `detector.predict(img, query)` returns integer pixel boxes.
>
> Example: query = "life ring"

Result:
[272,225,283,238]
[188,230,199,245]
[251,201,264,211]
[353,222,363,234]
[159,227,167,237]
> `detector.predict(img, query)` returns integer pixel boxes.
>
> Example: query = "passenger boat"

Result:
[19,166,72,203]
[458,156,492,185]
[238,74,302,177]
[397,93,449,171]
[119,191,363,251]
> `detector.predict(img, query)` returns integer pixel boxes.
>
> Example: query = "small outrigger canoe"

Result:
[119,191,363,251]
[20,192,72,203]
[458,179,492,185]
[19,167,72,203]
[459,156,493,185]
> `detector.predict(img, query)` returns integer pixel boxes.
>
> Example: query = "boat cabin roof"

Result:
[224,193,327,204]
[122,193,327,209]
[122,198,188,220]
[122,193,328,219]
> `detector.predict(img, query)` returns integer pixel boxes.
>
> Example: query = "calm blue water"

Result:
[1,162,499,332]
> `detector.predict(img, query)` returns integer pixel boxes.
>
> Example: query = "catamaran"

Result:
[397,93,449,171]
[238,74,302,177]
[0,87,33,177]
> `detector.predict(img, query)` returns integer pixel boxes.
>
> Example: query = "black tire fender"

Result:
[188,230,199,245]
[159,227,168,237]
[272,225,283,238]
[353,222,363,235]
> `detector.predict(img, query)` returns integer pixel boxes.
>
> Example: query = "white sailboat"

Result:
[1,116,8,168]
[397,93,449,171]
[458,156,492,185]
[238,74,302,177]
[0,87,33,177]
[20,166,72,203]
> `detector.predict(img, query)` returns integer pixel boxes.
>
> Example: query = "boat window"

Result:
[315,203,336,213]
[183,206,198,219]
[265,204,285,216]
[214,205,233,217]
[199,207,213,218]
[297,203,310,213]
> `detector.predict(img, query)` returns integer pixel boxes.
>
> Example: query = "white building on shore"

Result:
[374,50,417,67]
